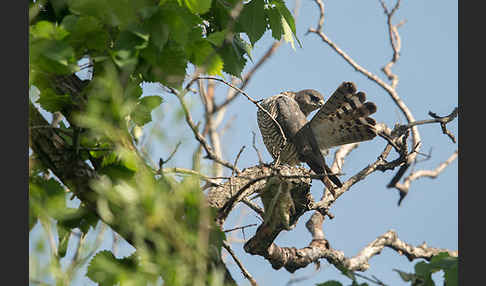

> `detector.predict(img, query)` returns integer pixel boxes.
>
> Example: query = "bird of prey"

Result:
[257,81,377,189]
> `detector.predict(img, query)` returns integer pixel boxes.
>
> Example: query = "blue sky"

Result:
[29,0,457,285]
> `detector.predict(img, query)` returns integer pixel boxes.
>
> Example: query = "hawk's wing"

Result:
[309,82,377,153]
[276,96,343,187]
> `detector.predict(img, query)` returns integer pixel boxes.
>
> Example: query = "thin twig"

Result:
[196,76,288,145]
[39,218,58,257]
[308,0,421,157]
[224,223,258,233]
[232,146,246,176]
[242,198,265,217]
[158,142,182,170]
[252,131,264,165]
[393,150,458,199]
[214,41,283,114]
[354,272,388,286]
[223,241,259,286]
[175,91,239,173]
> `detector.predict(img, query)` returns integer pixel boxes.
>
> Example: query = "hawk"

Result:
[257,82,377,188]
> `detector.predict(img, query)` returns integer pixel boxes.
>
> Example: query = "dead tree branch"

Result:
[223,241,259,286]
[245,227,457,273]
[175,91,240,173]
[308,0,422,186]
[392,150,458,205]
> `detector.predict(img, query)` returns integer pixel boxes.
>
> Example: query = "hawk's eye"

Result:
[310,95,319,102]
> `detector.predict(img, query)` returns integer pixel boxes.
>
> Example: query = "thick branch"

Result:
[244,228,457,273]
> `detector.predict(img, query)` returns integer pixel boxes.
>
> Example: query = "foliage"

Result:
[315,253,458,286]
[394,253,458,286]
[29,0,298,285]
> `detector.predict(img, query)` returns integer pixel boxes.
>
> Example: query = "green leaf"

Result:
[281,15,296,50]
[50,0,69,18]
[68,0,152,28]
[316,281,343,286]
[234,35,253,62]
[115,28,150,51]
[237,0,267,45]
[30,37,78,75]
[144,11,170,52]
[67,0,111,24]
[29,209,38,231]
[30,20,70,40]
[184,0,212,14]
[61,15,109,54]
[265,6,284,40]
[272,0,301,48]
[187,40,224,75]
[111,28,149,70]
[99,161,137,180]
[393,269,425,286]
[141,40,188,87]
[335,264,356,282]
[393,269,417,282]
[29,177,69,222]
[428,253,458,286]
[131,95,163,126]
[87,250,138,286]
[57,206,99,235]
[57,224,71,257]
[219,41,247,77]
[36,88,73,113]
[206,30,226,47]
[202,0,233,31]
[272,0,296,34]
[159,1,201,47]
[429,252,458,271]
[415,261,436,282]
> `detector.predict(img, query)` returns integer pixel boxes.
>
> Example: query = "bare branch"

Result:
[175,91,240,173]
[214,41,283,113]
[196,76,289,148]
[330,143,359,174]
[242,198,265,217]
[158,142,182,170]
[308,0,421,161]
[224,224,258,233]
[379,0,403,88]
[232,146,246,176]
[223,241,259,286]
[393,150,458,203]
[428,108,459,143]
[252,131,264,165]
[245,229,457,273]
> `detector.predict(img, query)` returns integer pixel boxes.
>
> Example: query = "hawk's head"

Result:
[293,89,325,116]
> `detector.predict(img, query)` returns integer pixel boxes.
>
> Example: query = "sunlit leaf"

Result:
[184,0,212,14]
[237,0,266,45]
[132,95,163,126]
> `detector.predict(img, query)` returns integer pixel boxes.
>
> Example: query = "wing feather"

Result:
[309,82,378,151]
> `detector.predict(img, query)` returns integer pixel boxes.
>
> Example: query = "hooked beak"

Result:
[318,99,325,107]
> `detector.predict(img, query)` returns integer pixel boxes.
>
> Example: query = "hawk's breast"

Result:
[257,94,301,165]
